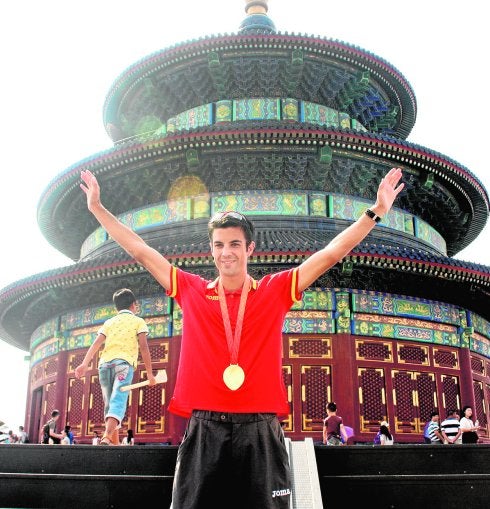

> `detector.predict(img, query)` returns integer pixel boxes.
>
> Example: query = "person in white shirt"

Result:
[460,405,479,444]
[440,409,462,444]
[60,429,71,445]
[122,429,135,446]
[17,426,29,444]
[379,421,394,445]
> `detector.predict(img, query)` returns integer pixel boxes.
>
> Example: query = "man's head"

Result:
[326,402,337,413]
[113,288,136,311]
[51,409,60,420]
[430,410,439,421]
[208,211,255,247]
[208,211,256,279]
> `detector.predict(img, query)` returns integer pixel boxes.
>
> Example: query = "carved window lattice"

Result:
[134,368,164,431]
[434,349,458,369]
[392,371,415,423]
[290,337,331,358]
[87,374,104,433]
[42,382,58,426]
[282,366,292,390]
[32,364,44,384]
[358,368,386,429]
[484,383,490,430]
[44,357,58,377]
[398,344,429,365]
[415,372,437,425]
[281,366,293,431]
[473,381,487,428]
[356,340,391,361]
[136,381,165,434]
[301,365,330,431]
[147,341,169,363]
[441,375,460,413]
[66,377,85,436]
[471,356,485,375]
[68,352,87,372]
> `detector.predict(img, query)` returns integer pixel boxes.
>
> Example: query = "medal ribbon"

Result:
[218,275,250,365]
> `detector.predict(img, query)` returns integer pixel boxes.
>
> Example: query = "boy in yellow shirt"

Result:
[75,288,155,444]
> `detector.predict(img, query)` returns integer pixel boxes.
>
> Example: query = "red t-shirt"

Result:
[324,415,343,439]
[166,266,301,417]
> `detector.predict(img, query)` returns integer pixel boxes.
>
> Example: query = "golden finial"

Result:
[245,1,268,15]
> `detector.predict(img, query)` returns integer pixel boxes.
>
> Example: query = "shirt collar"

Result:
[207,276,257,294]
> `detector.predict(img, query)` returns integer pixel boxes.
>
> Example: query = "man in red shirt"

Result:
[80,167,403,509]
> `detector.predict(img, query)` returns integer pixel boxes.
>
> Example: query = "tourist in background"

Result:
[17,425,29,444]
[64,425,75,444]
[7,430,18,444]
[122,429,135,445]
[74,288,156,446]
[60,429,71,445]
[440,409,462,444]
[41,409,63,444]
[323,402,349,446]
[460,405,479,444]
[92,431,101,445]
[426,411,444,444]
[422,417,432,443]
[378,420,394,445]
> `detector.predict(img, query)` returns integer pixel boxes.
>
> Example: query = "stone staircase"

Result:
[0,442,488,508]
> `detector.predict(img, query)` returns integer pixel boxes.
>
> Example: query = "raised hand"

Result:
[374,167,404,216]
[80,170,102,212]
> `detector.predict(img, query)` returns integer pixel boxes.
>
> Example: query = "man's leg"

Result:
[232,414,291,509]
[171,411,232,509]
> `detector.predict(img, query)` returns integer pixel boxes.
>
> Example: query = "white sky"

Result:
[0,0,488,430]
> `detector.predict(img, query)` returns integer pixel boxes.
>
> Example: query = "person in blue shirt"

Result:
[423,418,431,443]
[64,425,75,444]
[426,411,444,444]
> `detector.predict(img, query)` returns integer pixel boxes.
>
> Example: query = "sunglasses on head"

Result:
[210,211,247,222]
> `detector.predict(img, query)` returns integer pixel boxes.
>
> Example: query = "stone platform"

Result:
[0,443,488,508]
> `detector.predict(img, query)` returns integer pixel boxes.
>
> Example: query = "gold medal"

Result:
[223,364,245,391]
[218,276,251,391]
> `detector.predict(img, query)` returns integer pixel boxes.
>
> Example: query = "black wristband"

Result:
[365,208,382,223]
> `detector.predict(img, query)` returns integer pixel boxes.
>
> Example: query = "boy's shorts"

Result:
[98,359,133,424]
[170,410,292,509]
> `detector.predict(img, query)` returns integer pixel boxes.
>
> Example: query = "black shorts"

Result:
[170,410,292,509]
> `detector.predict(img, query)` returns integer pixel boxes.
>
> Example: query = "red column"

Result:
[458,347,476,409]
[331,333,357,434]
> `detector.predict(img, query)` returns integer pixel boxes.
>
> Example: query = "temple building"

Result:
[0,0,488,444]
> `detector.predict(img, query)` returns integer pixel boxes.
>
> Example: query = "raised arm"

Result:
[74,333,105,379]
[297,167,404,292]
[138,331,156,386]
[80,170,172,290]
